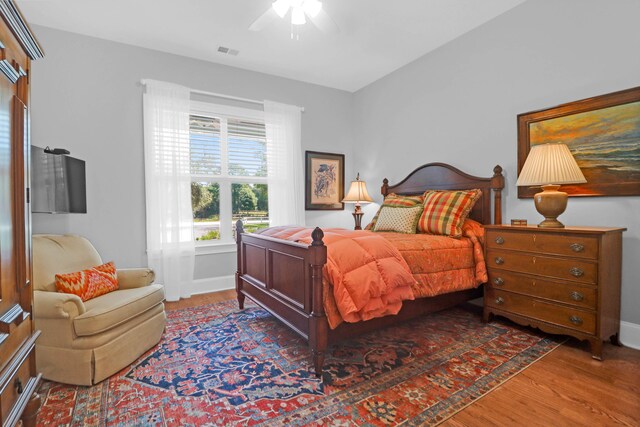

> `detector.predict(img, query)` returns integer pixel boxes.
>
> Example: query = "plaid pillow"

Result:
[365,193,425,230]
[373,206,423,233]
[417,189,482,238]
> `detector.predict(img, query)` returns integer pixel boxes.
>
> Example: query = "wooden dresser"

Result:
[0,1,44,426]
[483,224,625,359]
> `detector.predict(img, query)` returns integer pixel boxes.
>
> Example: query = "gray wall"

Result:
[30,25,354,280]
[353,0,640,324]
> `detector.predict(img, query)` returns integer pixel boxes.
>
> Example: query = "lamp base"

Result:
[537,218,565,228]
[534,184,568,228]
[352,212,364,230]
[352,203,364,230]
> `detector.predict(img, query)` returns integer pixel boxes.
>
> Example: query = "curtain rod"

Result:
[141,80,304,112]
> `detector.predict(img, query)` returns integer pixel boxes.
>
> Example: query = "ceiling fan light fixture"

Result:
[291,7,306,25]
[272,0,291,18]
[303,0,322,18]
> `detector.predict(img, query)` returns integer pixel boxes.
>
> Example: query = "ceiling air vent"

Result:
[217,46,239,56]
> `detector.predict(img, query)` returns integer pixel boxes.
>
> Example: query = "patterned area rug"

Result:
[37,300,561,426]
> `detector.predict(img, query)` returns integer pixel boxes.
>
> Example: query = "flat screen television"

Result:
[31,145,87,213]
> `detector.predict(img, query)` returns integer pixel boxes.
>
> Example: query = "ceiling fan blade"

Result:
[249,8,278,32]
[308,8,339,35]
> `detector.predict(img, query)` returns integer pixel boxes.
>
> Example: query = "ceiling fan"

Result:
[249,0,339,37]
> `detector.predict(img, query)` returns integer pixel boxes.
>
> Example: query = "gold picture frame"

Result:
[518,86,640,198]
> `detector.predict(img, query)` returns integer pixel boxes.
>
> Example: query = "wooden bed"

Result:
[235,163,504,376]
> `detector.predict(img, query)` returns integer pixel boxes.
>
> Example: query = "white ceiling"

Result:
[17,0,525,92]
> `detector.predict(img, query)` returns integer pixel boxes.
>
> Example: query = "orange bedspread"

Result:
[378,220,488,298]
[257,227,416,328]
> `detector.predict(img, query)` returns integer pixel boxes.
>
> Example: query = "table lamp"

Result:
[342,173,373,230]
[516,142,587,228]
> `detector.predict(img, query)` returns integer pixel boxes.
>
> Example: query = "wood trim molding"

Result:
[0,40,18,83]
[0,58,18,82]
[0,303,27,334]
[0,0,44,60]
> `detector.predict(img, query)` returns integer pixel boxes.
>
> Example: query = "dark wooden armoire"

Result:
[0,1,43,426]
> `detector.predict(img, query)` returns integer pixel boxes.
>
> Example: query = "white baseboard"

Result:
[189,275,235,296]
[620,321,640,350]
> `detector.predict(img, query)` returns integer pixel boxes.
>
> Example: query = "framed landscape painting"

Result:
[305,151,344,210]
[518,86,640,198]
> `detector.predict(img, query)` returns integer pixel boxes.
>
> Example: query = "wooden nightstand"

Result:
[483,225,626,360]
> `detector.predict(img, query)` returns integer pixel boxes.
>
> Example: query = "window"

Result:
[190,102,270,244]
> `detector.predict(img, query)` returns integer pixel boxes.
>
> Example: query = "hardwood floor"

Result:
[444,339,639,426]
[166,291,640,426]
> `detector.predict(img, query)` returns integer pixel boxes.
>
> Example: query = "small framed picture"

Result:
[305,151,345,210]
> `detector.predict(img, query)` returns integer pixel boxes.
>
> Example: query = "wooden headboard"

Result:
[382,163,504,225]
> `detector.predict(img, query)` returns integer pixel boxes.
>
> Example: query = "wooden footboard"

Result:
[236,163,504,376]
[235,221,329,374]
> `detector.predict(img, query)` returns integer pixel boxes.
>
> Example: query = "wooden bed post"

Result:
[235,220,245,310]
[381,178,389,197]
[308,227,328,377]
[491,165,504,225]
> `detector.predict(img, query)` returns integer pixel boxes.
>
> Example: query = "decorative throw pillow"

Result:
[373,206,423,233]
[55,261,119,302]
[365,193,425,230]
[417,189,482,238]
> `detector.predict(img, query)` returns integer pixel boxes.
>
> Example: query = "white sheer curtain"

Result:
[264,100,305,226]
[142,79,194,301]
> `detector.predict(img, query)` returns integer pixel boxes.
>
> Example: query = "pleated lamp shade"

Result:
[343,175,373,204]
[517,143,586,186]
[343,173,373,230]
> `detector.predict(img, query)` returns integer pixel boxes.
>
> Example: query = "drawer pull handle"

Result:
[495,257,504,265]
[495,297,504,305]
[569,315,583,326]
[570,291,584,302]
[569,267,584,278]
[495,236,505,245]
[570,243,585,253]
[15,378,22,394]
[493,277,504,286]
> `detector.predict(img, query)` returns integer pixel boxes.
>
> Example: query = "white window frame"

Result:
[190,101,267,251]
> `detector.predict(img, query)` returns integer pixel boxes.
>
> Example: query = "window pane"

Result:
[190,115,221,175]
[192,182,221,241]
[228,118,267,177]
[232,183,269,234]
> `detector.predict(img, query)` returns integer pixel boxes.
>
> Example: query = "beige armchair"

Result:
[33,234,166,385]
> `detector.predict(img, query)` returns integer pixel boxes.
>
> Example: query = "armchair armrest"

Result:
[117,268,155,289]
[34,290,86,319]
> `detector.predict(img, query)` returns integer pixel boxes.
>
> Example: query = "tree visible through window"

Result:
[189,107,270,243]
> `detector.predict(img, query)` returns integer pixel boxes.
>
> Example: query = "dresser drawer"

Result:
[487,270,596,309]
[487,249,597,284]
[0,351,33,425]
[486,289,596,334]
[486,229,598,259]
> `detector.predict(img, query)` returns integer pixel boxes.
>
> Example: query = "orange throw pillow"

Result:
[55,261,119,301]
